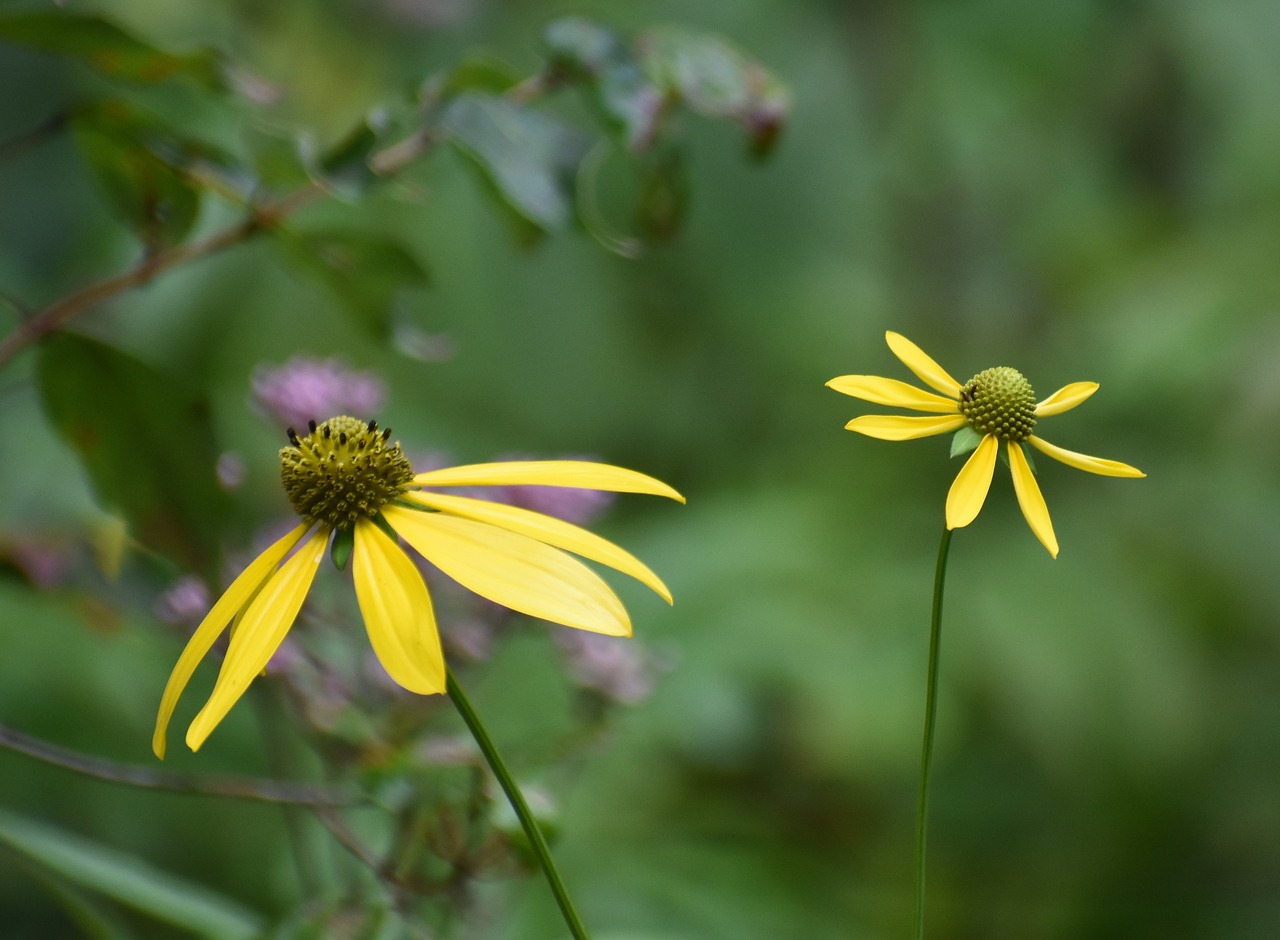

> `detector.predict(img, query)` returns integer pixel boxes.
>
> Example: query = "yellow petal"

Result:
[844,414,966,441]
[1008,441,1059,558]
[1027,435,1146,477]
[825,375,959,413]
[152,521,312,760]
[946,433,998,529]
[404,490,673,603]
[885,332,962,397]
[185,527,329,752]
[1035,382,1098,417]
[353,519,446,694]
[412,461,684,503]
[384,504,631,637]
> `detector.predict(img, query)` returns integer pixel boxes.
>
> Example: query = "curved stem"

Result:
[914,526,953,940]
[446,667,591,940]
[0,723,356,806]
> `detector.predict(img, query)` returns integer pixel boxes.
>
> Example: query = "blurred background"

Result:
[2,0,1279,937]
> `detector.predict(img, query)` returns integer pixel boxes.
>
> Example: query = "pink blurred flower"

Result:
[251,356,387,429]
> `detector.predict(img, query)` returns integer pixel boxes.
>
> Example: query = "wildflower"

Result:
[153,416,683,757]
[251,357,387,429]
[153,575,212,626]
[827,332,1144,557]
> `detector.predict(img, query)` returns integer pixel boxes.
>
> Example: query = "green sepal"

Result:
[372,513,399,542]
[1019,442,1037,474]
[949,426,983,458]
[996,440,1037,473]
[329,526,354,571]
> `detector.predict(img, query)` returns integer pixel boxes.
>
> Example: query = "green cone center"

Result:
[958,367,1037,441]
[280,416,414,529]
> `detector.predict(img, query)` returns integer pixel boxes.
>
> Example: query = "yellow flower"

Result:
[153,416,683,758]
[827,332,1144,558]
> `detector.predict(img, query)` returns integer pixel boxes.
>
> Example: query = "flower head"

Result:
[153,416,683,757]
[827,332,1144,557]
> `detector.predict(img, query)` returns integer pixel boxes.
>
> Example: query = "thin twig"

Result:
[0,185,318,367]
[0,724,358,807]
[0,72,553,368]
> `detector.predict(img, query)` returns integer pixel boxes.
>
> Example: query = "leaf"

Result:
[543,16,628,78]
[242,123,312,189]
[425,54,521,101]
[0,809,262,939]
[27,872,141,940]
[0,11,222,90]
[273,228,429,338]
[301,114,387,202]
[440,92,592,235]
[70,99,226,249]
[637,26,789,157]
[950,425,985,457]
[37,333,229,572]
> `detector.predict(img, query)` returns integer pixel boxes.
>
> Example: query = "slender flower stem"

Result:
[914,526,953,940]
[446,667,592,940]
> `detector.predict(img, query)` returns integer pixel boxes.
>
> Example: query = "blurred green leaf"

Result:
[440,92,592,235]
[0,11,222,90]
[242,123,312,190]
[638,27,788,157]
[29,871,140,940]
[544,18,664,152]
[303,115,387,202]
[69,99,234,249]
[36,333,228,572]
[544,16,625,78]
[426,54,521,101]
[0,809,262,939]
[273,228,429,337]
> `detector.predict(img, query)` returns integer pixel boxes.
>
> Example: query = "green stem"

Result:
[914,526,953,940]
[446,667,592,940]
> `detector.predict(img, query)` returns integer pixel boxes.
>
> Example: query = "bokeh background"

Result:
[2,0,1279,937]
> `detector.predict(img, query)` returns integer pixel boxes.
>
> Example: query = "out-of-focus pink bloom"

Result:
[251,356,387,429]
[154,575,212,625]
[554,630,660,705]
[216,452,246,490]
[0,537,73,588]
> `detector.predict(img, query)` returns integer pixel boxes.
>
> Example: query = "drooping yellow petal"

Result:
[152,521,312,760]
[885,332,963,398]
[352,518,445,694]
[1027,435,1146,478]
[404,490,672,603]
[844,414,966,441]
[384,504,631,637]
[1008,441,1059,558]
[825,375,960,413]
[411,461,684,503]
[945,433,998,529]
[185,527,329,752]
[1035,382,1098,418]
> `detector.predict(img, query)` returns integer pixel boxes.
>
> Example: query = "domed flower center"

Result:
[280,416,414,529]
[958,367,1037,441]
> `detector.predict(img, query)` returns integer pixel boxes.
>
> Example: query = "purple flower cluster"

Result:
[251,357,387,430]
[554,629,661,705]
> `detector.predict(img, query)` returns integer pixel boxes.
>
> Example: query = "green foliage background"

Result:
[2,0,1279,937]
